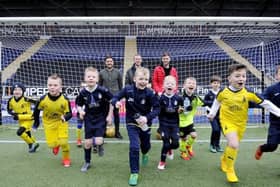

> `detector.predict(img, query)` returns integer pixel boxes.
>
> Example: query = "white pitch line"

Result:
[0,139,266,144]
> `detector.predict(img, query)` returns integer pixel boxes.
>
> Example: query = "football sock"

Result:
[85,148,91,163]
[225,146,238,170]
[76,128,82,140]
[186,136,195,147]
[20,132,34,144]
[61,143,70,160]
[179,139,187,152]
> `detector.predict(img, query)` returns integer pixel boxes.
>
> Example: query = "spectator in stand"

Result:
[99,55,123,139]
[152,52,179,96]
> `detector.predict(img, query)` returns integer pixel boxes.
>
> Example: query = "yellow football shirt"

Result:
[36,94,71,129]
[217,87,263,128]
[7,96,34,126]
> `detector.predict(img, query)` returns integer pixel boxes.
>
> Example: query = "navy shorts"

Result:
[84,119,106,139]
[267,123,280,144]
[159,125,179,140]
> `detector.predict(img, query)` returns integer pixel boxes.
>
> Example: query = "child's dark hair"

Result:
[162,52,170,58]
[228,64,247,75]
[104,55,113,62]
[210,75,222,83]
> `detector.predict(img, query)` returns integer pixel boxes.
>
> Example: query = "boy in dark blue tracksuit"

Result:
[204,75,223,153]
[157,75,183,170]
[112,67,159,186]
[255,66,280,160]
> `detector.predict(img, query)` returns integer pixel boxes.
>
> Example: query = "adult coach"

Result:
[152,52,179,96]
[125,54,143,86]
[99,55,123,139]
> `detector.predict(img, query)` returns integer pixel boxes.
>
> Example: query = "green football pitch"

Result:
[0,125,279,187]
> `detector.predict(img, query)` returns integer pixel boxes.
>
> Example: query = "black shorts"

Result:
[267,123,280,144]
[159,125,179,141]
[179,124,196,138]
[84,119,106,139]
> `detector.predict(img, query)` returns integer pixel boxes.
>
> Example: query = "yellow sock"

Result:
[186,136,195,151]
[179,139,187,152]
[61,144,70,160]
[20,132,34,144]
[59,139,70,159]
[30,135,36,143]
[186,136,195,146]
[76,128,82,140]
[225,146,238,170]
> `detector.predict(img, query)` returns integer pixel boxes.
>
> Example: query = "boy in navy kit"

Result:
[204,75,223,153]
[112,67,159,186]
[76,81,87,147]
[255,65,280,160]
[157,75,183,170]
[76,67,113,172]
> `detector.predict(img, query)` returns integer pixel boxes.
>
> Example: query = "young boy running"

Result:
[255,65,280,160]
[75,81,87,147]
[208,64,280,183]
[204,75,223,153]
[33,74,72,167]
[157,75,183,170]
[7,83,39,153]
[76,67,113,172]
[179,77,205,160]
[112,67,159,186]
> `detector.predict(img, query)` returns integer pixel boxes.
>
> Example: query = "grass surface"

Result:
[0,125,279,187]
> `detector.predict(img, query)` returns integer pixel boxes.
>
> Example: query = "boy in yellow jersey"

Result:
[33,74,72,167]
[7,83,39,153]
[75,81,87,147]
[179,77,205,160]
[208,64,280,183]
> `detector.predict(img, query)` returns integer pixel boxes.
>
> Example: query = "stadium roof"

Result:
[0,0,279,17]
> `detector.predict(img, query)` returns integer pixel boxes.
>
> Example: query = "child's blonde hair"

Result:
[164,75,176,85]
[184,77,196,84]
[134,67,150,78]
[84,66,98,75]
[48,73,62,85]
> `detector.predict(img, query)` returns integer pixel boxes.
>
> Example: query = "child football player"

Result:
[179,77,205,161]
[208,64,280,183]
[33,74,72,167]
[157,75,183,170]
[76,67,113,172]
[204,75,223,153]
[7,83,39,153]
[112,67,159,186]
[75,81,87,147]
[255,65,280,160]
